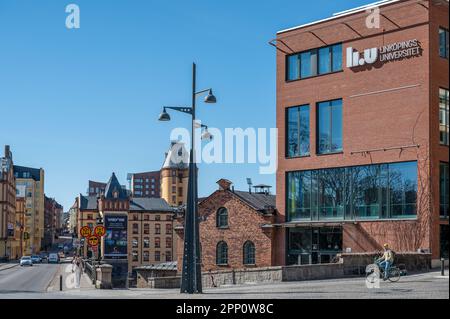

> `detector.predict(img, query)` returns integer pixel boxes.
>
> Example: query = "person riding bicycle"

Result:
[376,243,395,281]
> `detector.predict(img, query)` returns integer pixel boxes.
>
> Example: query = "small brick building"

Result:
[176,179,278,272]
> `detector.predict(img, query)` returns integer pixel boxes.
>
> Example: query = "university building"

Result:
[273,0,449,266]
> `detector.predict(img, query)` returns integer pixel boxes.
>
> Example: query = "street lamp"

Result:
[158,62,216,294]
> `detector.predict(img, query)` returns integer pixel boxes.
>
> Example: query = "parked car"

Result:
[31,255,41,264]
[48,253,59,264]
[20,256,33,266]
[58,251,65,259]
[39,252,48,262]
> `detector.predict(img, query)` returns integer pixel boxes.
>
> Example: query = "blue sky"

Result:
[0,0,370,209]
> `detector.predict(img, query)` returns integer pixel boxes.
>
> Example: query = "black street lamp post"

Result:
[158,62,216,294]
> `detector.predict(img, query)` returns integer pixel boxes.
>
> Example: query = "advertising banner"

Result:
[104,215,128,259]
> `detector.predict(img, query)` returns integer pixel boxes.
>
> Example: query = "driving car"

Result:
[48,253,59,264]
[20,256,33,266]
[39,252,48,263]
[31,255,41,264]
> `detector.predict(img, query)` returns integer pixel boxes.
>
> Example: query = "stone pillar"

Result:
[95,264,113,289]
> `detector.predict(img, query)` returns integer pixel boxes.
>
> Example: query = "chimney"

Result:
[4,145,10,158]
[217,179,232,191]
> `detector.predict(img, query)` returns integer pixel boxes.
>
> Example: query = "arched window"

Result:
[216,241,228,265]
[243,241,256,265]
[216,207,228,228]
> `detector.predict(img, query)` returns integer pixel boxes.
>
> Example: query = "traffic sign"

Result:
[94,225,106,237]
[88,236,99,247]
[80,226,92,238]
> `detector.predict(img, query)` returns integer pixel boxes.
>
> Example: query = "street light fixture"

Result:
[158,62,217,294]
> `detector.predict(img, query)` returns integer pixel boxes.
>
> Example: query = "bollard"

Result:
[60,274,63,291]
[441,258,445,276]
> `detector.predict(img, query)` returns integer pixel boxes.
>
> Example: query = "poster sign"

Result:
[104,215,127,259]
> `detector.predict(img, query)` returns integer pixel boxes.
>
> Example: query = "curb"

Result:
[0,263,19,272]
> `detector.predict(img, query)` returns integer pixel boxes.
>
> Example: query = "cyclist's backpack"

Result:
[390,250,396,261]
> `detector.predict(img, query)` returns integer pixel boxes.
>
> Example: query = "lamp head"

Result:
[204,89,217,104]
[158,108,171,121]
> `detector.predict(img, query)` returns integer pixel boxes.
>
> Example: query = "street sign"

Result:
[87,236,99,247]
[80,226,92,238]
[94,225,106,237]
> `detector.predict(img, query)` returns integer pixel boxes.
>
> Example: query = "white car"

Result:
[20,256,33,266]
[48,253,60,264]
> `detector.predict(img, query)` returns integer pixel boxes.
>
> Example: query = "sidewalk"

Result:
[47,263,95,292]
[0,262,19,272]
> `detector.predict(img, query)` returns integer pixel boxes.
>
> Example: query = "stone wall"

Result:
[339,252,431,272]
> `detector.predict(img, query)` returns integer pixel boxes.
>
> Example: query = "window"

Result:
[317,99,343,154]
[132,251,138,262]
[286,105,310,157]
[166,224,172,234]
[166,215,172,221]
[440,88,449,146]
[166,251,172,262]
[155,224,161,234]
[132,214,138,221]
[286,161,418,221]
[216,208,228,228]
[143,237,150,248]
[286,43,342,81]
[132,238,138,248]
[132,223,139,234]
[439,28,449,59]
[243,241,256,265]
[155,237,160,248]
[143,251,149,262]
[178,187,183,197]
[143,224,150,235]
[166,237,172,248]
[144,214,149,221]
[155,251,160,261]
[87,214,93,220]
[155,215,161,221]
[440,163,449,219]
[216,241,228,265]
[172,186,177,193]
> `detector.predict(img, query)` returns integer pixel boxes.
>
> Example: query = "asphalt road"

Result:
[0,263,59,294]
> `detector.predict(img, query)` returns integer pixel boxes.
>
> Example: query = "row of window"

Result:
[287,44,343,81]
[132,250,172,262]
[216,241,256,266]
[440,27,449,59]
[132,237,172,249]
[441,162,449,219]
[287,98,343,157]
[132,223,172,235]
[287,161,418,221]
[131,214,172,221]
[440,88,449,146]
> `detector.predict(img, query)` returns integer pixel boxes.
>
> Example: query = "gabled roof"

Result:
[79,195,98,211]
[104,173,128,199]
[233,191,276,212]
[129,197,174,212]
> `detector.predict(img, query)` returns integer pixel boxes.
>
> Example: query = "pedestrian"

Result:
[72,255,84,288]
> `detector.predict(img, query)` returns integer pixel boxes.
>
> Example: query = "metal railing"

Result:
[83,259,97,284]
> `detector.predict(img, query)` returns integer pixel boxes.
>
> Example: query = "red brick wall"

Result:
[276,0,448,262]
[176,189,276,272]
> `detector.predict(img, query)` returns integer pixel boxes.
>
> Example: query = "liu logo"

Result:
[346,47,378,68]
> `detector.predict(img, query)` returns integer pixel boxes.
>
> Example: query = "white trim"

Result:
[349,84,421,98]
[277,0,399,34]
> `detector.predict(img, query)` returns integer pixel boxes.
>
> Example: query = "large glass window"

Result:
[440,162,449,219]
[440,88,449,146]
[216,207,228,228]
[286,43,342,81]
[286,105,310,157]
[317,99,343,154]
[286,161,417,222]
[439,28,449,59]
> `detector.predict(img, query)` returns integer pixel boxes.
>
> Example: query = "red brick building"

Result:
[176,179,278,272]
[274,0,449,266]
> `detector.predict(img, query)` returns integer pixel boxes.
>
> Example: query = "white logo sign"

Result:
[347,39,421,68]
[65,4,80,29]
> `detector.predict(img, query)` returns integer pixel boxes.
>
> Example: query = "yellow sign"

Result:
[80,226,92,238]
[94,225,106,237]
[88,236,99,247]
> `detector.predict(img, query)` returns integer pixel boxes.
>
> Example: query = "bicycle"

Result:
[366,258,401,283]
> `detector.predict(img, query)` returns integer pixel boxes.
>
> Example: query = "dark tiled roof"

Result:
[79,195,98,211]
[104,173,128,199]
[233,191,276,211]
[129,197,174,212]
[13,165,41,181]
[135,261,177,271]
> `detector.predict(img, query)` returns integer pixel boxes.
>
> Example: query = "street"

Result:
[0,263,59,294]
[0,269,447,299]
